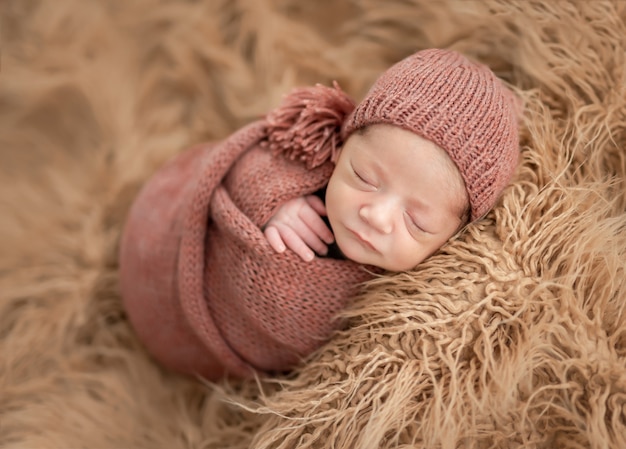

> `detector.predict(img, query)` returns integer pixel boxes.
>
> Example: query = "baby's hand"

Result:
[264,195,335,262]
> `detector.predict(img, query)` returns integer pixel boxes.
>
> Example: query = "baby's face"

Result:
[325,124,468,271]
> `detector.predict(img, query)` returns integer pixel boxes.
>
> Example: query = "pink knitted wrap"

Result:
[119,117,373,380]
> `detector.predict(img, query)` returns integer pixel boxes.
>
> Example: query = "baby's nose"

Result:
[359,200,394,234]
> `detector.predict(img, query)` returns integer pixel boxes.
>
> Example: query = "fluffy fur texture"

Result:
[1,1,625,448]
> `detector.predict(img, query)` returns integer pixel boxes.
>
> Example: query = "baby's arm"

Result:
[264,195,335,262]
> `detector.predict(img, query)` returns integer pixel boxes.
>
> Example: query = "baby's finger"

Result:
[282,219,329,256]
[299,204,334,244]
[305,195,327,216]
[276,224,316,262]
[263,225,286,253]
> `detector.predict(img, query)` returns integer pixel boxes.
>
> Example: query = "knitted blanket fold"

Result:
[119,120,373,380]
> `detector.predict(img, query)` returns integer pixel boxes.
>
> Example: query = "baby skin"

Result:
[264,124,470,272]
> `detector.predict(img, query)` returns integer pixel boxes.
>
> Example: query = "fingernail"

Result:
[305,252,315,262]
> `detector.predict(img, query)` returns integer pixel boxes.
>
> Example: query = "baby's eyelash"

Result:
[405,212,426,234]
[353,167,372,185]
[355,171,368,182]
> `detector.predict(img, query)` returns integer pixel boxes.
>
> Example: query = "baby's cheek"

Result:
[392,236,428,270]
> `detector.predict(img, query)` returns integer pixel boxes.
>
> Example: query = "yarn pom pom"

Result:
[263,81,355,169]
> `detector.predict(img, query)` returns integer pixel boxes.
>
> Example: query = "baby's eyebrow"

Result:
[406,196,430,213]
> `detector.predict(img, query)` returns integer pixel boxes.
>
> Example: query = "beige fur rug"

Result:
[2,1,626,448]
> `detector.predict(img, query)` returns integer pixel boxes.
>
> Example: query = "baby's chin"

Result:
[334,237,388,270]
[334,237,373,266]
[337,239,426,272]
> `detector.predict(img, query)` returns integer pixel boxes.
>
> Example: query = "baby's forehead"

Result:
[355,127,467,197]
[358,125,462,179]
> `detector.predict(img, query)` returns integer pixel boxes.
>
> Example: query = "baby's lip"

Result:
[349,228,378,253]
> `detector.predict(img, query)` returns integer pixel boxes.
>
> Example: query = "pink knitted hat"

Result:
[342,48,521,221]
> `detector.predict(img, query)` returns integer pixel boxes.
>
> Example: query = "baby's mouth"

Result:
[349,228,378,253]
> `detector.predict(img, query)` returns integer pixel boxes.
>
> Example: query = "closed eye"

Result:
[404,211,429,235]
[352,166,376,187]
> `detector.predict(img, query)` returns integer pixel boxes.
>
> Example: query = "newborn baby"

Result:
[119,48,520,380]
